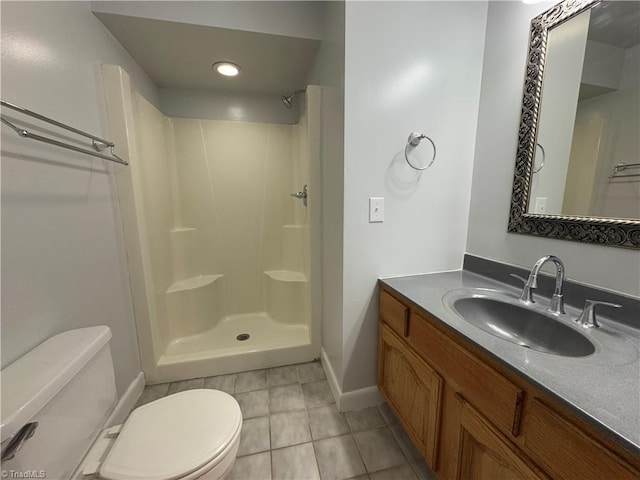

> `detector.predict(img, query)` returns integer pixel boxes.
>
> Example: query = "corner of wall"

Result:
[321,348,382,412]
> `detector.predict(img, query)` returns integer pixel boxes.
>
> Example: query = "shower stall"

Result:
[103,65,321,383]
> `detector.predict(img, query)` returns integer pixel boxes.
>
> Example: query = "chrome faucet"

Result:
[514,255,566,315]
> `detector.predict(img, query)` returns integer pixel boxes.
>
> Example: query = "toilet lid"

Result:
[100,389,242,480]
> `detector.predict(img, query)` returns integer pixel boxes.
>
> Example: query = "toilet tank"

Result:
[1,327,118,480]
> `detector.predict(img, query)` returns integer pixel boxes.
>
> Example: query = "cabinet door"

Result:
[378,324,443,469]
[455,396,549,480]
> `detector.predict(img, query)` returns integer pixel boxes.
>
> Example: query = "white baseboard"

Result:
[105,371,145,427]
[339,385,384,412]
[320,348,383,412]
[320,348,342,407]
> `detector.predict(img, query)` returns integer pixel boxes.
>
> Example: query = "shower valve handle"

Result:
[290,184,308,206]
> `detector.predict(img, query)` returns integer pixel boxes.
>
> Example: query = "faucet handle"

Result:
[575,300,621,329]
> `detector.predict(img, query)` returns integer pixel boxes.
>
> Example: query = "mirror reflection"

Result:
[528,1,640,220]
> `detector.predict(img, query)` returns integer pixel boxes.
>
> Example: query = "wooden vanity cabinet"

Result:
[377,286,640,480]
[378,322,443,469]
[521,399,639,480]
[408,308,524,438]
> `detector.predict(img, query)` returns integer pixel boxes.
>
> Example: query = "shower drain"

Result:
[236,333,250,341]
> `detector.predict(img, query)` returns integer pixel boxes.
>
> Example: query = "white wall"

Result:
[90,1,325,40]
[0,1,159,395]
[307,1,346,391]
[467,1,640,296]
[340,1,488,393]
[582,40,626,91]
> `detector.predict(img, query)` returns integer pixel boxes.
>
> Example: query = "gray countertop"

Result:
[380,270,640,457]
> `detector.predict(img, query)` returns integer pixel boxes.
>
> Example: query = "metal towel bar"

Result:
[0,100,127,166]
[609,162,640,179]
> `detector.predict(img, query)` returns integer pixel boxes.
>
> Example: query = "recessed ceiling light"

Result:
[213,62,241,77]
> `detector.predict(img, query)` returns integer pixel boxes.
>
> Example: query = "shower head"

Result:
[281,94,294,109]
[281,89,306,109]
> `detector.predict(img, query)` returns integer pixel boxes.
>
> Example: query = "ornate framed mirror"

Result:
[508,0,640,249]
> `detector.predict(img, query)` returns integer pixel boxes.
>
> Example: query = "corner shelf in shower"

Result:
[264,270,307,283]
[166,274,224,294]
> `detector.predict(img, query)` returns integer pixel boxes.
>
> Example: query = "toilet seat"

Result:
[99,389,242,480]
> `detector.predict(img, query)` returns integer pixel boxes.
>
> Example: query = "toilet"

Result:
[0,327,242,480]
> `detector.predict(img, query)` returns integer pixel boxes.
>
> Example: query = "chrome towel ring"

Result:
[533,143,545,174]
[405,132,436,171]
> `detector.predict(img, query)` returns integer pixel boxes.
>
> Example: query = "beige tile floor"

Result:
[135,361,437,480]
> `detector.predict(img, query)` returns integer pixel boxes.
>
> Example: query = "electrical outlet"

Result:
[369,197,384,222]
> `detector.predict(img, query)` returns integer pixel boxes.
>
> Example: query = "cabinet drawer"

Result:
[522,399,639,480]
[409,310,524,437]
[380,289,409,338]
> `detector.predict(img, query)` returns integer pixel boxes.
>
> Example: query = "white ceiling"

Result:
[95,12,320,95]
[588,1,640,49]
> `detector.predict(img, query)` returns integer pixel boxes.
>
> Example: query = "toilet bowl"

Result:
[93,389,242,480]
[0,327,242,480]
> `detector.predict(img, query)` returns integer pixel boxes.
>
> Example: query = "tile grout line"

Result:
[310,435,323,480]
[386,414,426,480]
[269,380,274,480]
[147,364,424,479]
[387,424,419,479]
[351,408,413,477]
[233,366,328,479]
[349,430,372,477]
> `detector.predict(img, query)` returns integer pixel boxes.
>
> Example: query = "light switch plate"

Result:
[369,197,384,222]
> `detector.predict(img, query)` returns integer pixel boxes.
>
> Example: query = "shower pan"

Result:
[102,65,321,383]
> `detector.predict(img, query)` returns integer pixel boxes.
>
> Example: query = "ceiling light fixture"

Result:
[213,62,241,77]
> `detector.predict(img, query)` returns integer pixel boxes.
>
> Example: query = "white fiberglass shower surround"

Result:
[103,65,321,383]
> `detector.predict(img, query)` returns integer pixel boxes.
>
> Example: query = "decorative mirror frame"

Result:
[508,0,640,249]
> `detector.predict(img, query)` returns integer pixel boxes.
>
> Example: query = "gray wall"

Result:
[91,1,325,124]
[467,1,640,297]
[1,1,158,395]
[340,1,488,393]
[159,88,300,124]
[90,1,325,40]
